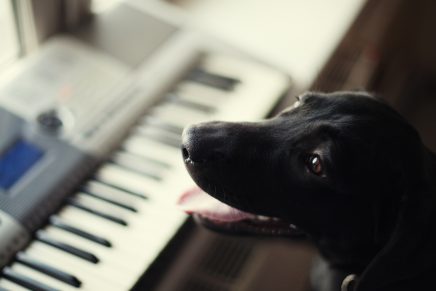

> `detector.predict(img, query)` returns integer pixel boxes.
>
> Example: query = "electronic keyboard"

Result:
[0,4,291,290]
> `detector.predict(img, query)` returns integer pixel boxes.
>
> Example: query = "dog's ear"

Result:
[356,150,436,291]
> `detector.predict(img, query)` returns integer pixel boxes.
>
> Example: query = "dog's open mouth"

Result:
[178,187,304,237]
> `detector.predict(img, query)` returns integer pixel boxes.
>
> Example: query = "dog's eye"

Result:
[306,154,324,176]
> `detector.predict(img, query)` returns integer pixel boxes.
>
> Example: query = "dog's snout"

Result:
[181,122,229,164]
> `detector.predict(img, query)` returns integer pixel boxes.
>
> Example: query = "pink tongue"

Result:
[178,187,256,222]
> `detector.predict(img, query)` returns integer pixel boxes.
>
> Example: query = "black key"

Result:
[36,231,99,264]
[84,180,147,205]
[80,188,138,213]
[141,116,184,136]
[92,178,148,200]
[2,267,58,291]
[67,198,128,226]
[49,216,112,247]
[165,93,216,113]
[186,68,240,91]
[16,252,82,288]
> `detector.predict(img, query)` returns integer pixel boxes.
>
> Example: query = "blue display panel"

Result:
[0,139,44,190]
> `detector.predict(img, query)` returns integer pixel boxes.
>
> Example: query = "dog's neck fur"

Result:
[313,146,436,290]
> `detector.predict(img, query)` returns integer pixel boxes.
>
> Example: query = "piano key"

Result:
[36,231,99,264]
[55,206,183,274]
[41,227,141,273]
[95,164,161,199]
[0,278,29,291]
[176,81,230,105]
[140,116,184,136]
[174,84,228,110]
[57,207,151,252]
[150,102,209,127]
[134,122,181,142]
[72,193,132,218]
[49,216,112,247]
[132,127,181,149]
[25,242,130,290]
[80,188,137,212]
[165,93,216,114]
[12,258,80,290]
[67,198,128,226]
[185,67,240,91]
[2,267,57,291]
[122,136,180,166]
[84,180,146,206]
[110,153,163,182]
[60,197,182,248]
[16,252,81,288]
[70,193,176,234]
[90,178,147,200]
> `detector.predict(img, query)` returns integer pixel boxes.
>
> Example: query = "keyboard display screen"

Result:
[0,139,44,190]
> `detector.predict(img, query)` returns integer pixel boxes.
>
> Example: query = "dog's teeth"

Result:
[256,215,271,221]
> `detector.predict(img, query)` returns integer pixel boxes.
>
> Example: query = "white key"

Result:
[55,203,184,284]
[66,192,185,251]
[0,278,30,291]
[10,263,76,291]
[41,227,142,275]
[96,164,162,199]
[151,102,210,127]
[84,180,147,210]
[122,136,180,167]
[58,206,165,259]
[133,125,181,144]
[176,82,228,108]
[25,242,130,290]
[111,151,168,180]
[72,193,176,235]
[57,207,141,253]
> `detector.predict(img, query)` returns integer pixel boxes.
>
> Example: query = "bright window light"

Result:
[0,0,19,68]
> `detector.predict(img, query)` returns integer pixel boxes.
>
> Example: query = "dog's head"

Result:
[179,91,435,289]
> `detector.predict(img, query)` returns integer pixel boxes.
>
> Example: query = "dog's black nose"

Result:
[182,122,228,164]
[181,125,201,163]
[182,146,190,161]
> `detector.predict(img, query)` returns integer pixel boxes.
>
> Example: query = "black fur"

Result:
[181,91,436,291]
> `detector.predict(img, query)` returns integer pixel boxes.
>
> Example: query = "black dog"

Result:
[179,91,436,291]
